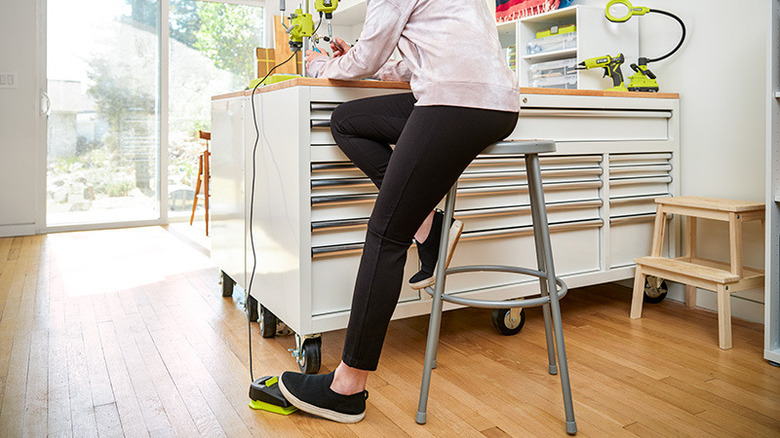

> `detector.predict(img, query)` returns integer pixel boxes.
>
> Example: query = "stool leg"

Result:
[527,163,558,376]
[416,183,458,424]
[526,153,577,435]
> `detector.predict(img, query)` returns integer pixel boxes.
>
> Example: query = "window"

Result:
[46,0,263,228]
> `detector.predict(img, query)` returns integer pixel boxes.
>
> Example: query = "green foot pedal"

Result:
[249,376,298,415]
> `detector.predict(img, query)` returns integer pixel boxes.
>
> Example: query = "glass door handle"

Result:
[41,91,51,116]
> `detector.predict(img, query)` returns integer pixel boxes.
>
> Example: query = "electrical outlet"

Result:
[0,72,18,89]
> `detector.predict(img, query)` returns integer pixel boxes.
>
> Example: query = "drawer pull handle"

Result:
[609,176,672,187]
[610,193,671,206]
[311,178,374,188]
[456,199,602,219]
[519,108,672,119]
[457,180,602,196]
[312,194,378,205]
[312,218,369,231]
[608,153,673,162]
[312,243,364,258]
[610,164,672,174]
[459,168,602,183]
[609,214,658,226]
[311,162,356,171]
[460,219,603,242]
[311,120,331,128]
[311,103,340,111]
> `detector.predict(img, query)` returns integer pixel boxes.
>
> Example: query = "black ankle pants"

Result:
[332,92,518,370]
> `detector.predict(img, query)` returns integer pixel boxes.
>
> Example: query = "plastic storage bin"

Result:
[526,32,577,55]
[536,24,576,39]
[529,58,578,79]
[529,58,578,89]
[504,45,517,71]
[531,75,577,89]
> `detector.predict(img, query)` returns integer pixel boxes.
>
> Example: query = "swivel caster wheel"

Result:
[644,276,668,303]
[260,305,278,339]
[291,334,322,374]
[492,308,525,336]
[221,271,235,297]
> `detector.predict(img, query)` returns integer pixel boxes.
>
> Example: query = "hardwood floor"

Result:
[0,227,778,437]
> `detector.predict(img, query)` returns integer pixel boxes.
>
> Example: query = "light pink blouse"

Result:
[308,0,520,112]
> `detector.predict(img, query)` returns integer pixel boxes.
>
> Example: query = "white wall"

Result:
[577,0,766,322]
[0,1,40,237]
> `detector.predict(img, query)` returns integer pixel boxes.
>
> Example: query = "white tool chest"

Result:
[211,79,680,343]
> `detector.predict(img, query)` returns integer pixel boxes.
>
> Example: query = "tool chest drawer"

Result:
[608,152,673,267]
[311,253,420,316]
[609,216,656,268]
[512,108,672,142]
[609,152,672,213]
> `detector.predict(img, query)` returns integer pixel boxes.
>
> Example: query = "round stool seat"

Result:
[482,139,556,155]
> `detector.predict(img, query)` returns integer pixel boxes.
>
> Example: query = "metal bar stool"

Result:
[415,140,577,435]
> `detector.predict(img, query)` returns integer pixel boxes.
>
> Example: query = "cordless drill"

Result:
[576,53,628,92]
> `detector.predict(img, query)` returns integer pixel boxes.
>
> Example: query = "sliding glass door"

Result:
[46,0,162,227]
[45,0,263,229]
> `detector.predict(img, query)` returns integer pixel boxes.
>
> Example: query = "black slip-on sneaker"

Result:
[409,213,464,290]
[278,371,368,423]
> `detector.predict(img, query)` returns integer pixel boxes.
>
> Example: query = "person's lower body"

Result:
[279,93,518,422]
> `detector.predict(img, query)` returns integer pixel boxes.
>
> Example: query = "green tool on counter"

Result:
[247,74,300,89]
[576,53,628,92]
[626,61,658,92]
[605,0,687,92]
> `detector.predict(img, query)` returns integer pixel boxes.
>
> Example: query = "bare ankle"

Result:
[330,362,369,396]
[414,211,436,243]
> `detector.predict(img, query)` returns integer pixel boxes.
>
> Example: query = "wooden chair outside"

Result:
[191,130,211,236]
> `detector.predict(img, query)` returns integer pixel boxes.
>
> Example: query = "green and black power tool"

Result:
[605,0,687,92]
[576,53,628,92]
[626,58,658,92]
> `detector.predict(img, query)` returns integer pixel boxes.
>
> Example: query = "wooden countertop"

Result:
[211,77,679,101]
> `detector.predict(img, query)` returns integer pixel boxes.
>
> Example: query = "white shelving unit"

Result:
[764,0,780,366]
[498,6,638,90]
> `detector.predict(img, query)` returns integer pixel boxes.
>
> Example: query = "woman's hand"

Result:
[329,37,351,58]
[306,49,327,70]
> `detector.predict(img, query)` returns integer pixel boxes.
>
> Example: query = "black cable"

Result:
[316,11,324,35]
[247,47,300,383]
[646,9,686,64]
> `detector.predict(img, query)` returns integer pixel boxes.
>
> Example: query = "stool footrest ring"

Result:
[423,264,568,309]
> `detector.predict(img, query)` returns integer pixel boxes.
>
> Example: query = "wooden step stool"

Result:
[631,196,765,349]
